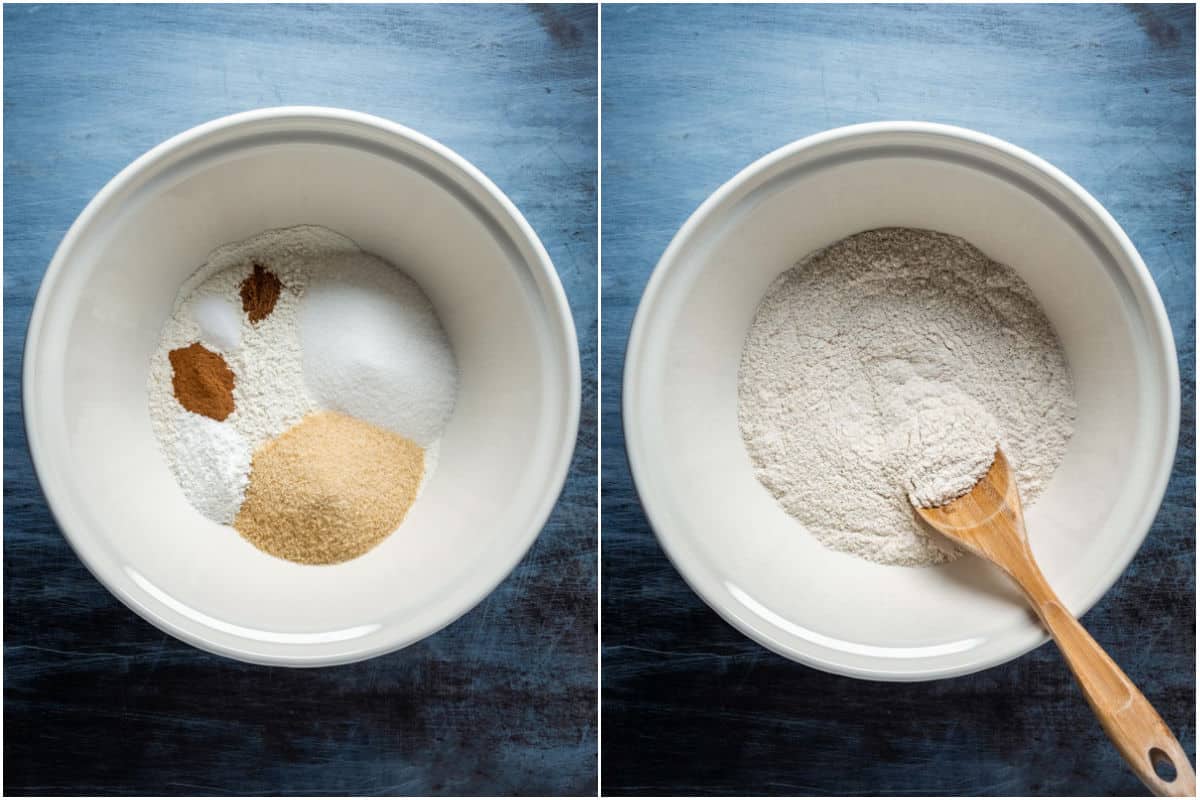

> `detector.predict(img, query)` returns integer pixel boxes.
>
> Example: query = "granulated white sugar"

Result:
[147,225,457,539]
[299,255,458,448]
[738,228,1076,567]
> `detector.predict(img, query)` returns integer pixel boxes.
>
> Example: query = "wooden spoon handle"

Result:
[1015,565,1196,796]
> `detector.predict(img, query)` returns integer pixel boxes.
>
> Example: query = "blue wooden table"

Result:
[601,4,1195,795]
[4,5,596,795]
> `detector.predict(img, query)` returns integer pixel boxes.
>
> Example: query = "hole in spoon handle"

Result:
[1024,580,1195,796]
[1143,742,1196,797]
[1150,747,1178,784]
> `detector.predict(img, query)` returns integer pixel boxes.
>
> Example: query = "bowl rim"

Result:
[23,106,582,666]
[623,120,1180,681]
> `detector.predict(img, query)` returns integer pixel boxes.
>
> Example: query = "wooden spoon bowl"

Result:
[917,450,1195,797]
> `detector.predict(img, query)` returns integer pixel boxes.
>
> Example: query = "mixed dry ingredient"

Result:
[148,225,457,565]
[738,228,1076,567]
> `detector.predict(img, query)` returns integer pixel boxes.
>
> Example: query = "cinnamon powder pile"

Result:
[240,261,282,323]
[168,262,286,421]
[169,342,235,421]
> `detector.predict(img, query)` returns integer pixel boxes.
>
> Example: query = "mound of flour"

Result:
[737,228,1076,567]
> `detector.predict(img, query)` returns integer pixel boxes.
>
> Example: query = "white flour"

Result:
[148,225,456,525]
[738,228,1076,567]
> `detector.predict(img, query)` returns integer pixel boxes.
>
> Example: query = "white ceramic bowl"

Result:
[624,121,1178,681]
[24,107,580,666]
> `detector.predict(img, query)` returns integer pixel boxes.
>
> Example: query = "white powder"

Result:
[738,228,1076,567]
[896,385,1000,509]
[300,256,458,448]
[191,293,241,353]
[148,225,457,527]
[171,410,251,523]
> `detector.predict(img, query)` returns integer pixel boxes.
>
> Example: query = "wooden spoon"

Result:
[916,449,1196,797]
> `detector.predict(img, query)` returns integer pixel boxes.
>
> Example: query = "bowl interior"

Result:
[626,127,1175,679]
[26,113,576,663]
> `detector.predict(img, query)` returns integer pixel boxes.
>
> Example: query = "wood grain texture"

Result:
[919,451,1196,797]
[600,4,1195,796]
[3,4,597,796]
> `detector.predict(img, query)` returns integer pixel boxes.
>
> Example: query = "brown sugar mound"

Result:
[169,342,236,421]
[234,410,425,565]
[240,261,282,323]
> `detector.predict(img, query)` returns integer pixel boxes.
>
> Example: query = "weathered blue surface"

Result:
[4,5,596,795]
[601,4,1195,796]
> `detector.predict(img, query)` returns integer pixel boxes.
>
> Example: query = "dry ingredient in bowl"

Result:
[300,254,458,448]
[235,411,425,565]
[240,261,282,322]
[738,228,1076,567]
[148,225,457,563]
[169,342,236,421]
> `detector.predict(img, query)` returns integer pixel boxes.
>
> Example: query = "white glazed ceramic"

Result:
[24,107,580,666]
[624,122,1178,681]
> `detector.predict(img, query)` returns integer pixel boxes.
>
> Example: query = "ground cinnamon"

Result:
[240,261,282,323]
[169,342,236,421]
